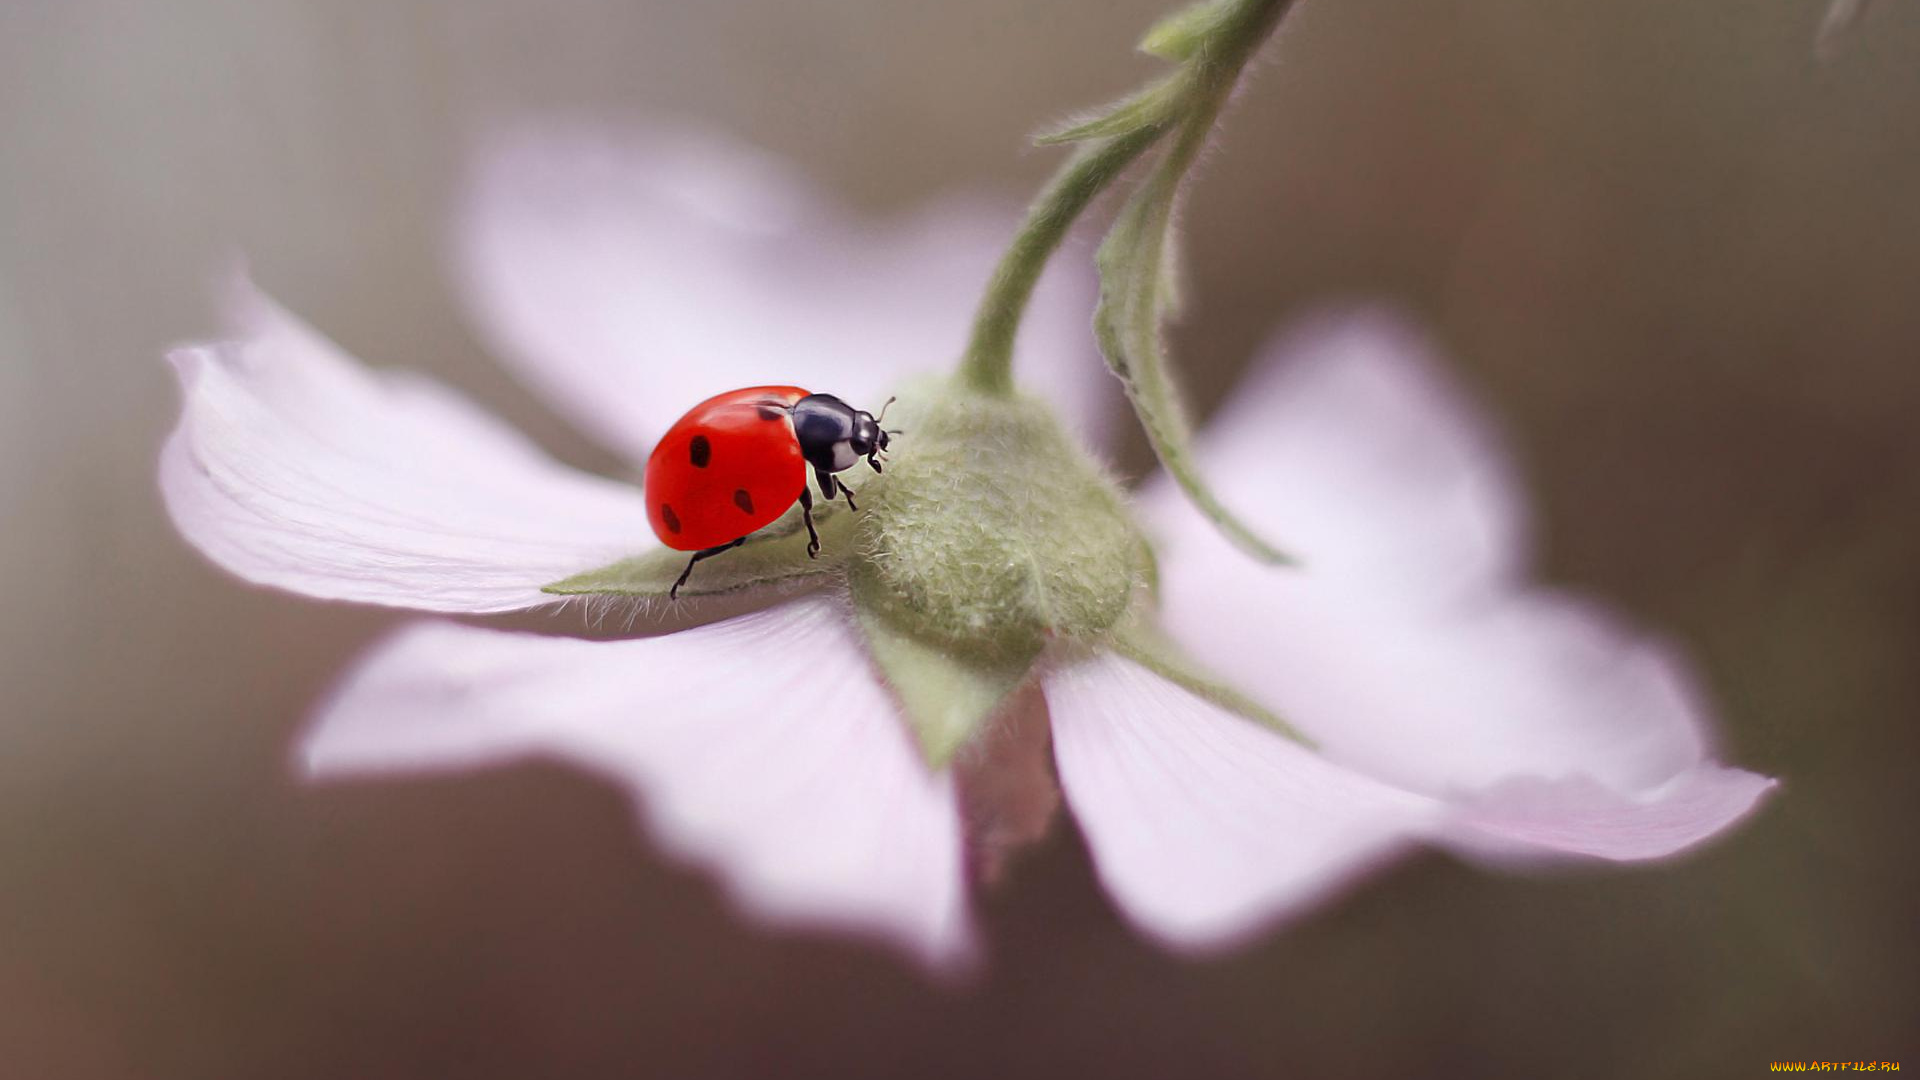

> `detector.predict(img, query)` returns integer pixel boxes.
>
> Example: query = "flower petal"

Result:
[1448,765,1777,862]
[1148,305,1774,846]
[457,122,1117,462]
[1164,572,1745,795]
[1142,305,1525,603]
[159,276,654,613]
[300,597,973,969]
[1045,652,1439,951]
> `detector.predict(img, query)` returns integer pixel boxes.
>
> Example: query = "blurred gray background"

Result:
[4,0,1918,1076]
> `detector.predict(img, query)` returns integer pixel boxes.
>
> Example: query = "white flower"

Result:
[159,122,1774,974]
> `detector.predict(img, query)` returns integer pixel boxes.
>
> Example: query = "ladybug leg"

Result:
[815,465,859,511]
[797,486,821,558]
[670,538,746,601]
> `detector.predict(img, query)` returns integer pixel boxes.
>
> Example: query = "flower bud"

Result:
[850,377,1153,666]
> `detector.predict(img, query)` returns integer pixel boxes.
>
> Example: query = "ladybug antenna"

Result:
[873,396,897,424]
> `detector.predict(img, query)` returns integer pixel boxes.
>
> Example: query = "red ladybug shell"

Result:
[645,386,812,551]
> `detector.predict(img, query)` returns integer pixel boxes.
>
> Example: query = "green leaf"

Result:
[1155,208,1188,320]
[1106,616,1312,746]
[1092,120,1295,566]
[543,500,854,600]
[1034,76,1181,146]
[1138,0,1236,60]
[855,606,1032,768]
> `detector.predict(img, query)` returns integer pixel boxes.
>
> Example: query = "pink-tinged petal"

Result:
[1149,304,1773,848]
[1045,653,1439,952]
[458,122,1115,462]
[1448,766,1777,862]
[160,276,653,613]
[1163,574,1735,799]
[1142,306,1526,604]
[301,597,973,970]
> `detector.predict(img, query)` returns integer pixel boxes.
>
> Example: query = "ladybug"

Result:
[645,386,896,598]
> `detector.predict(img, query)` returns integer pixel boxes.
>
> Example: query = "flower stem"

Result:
[957,126,1166,395]
[955,0,1292,396]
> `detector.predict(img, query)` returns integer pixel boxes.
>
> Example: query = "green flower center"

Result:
[850,377,1153,668]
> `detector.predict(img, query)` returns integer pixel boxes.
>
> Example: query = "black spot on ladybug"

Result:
[733,489,755,515]
[661,504,682,534]
[688,435,711,468]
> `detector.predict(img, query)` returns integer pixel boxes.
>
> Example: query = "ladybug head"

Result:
[792,393,897,475]
[848,402,891,459]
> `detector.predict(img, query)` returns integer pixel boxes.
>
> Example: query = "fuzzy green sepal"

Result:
[543,500,853,600]
[848,378,1153,666]
[856,607,1031,767]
